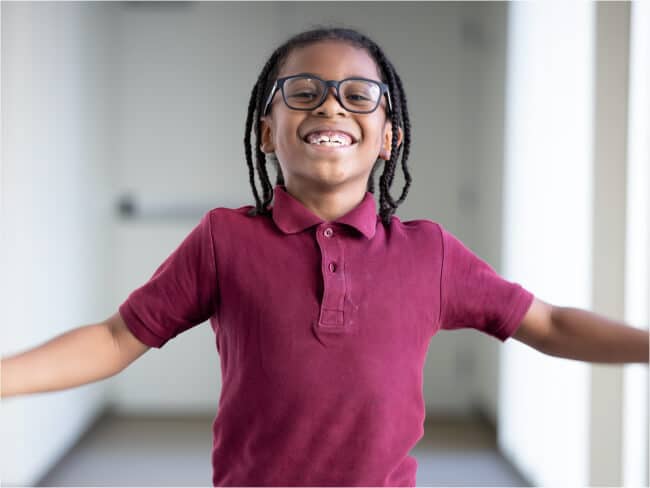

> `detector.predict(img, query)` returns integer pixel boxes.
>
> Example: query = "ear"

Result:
[259,116,276,154]
[379,122,404,160]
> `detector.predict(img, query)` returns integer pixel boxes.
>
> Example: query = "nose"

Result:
[314,86,346,116]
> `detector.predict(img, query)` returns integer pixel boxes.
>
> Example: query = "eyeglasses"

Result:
[262,73,393,116]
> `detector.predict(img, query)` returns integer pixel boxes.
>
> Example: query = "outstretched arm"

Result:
[1,312,149,398]
[512,297,649,364]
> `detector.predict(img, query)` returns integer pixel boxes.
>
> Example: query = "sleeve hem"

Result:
[118,301,167,348]
[206,210,219,311]
[435,223,445,328]
[493,288,535,342]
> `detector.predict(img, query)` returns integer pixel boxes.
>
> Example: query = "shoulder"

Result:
[379,216,447,262]
[204,204,264,225]
[388,215,445,243]
[202,204,273,244]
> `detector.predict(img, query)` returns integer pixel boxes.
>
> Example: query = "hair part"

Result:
[244,26,412,228]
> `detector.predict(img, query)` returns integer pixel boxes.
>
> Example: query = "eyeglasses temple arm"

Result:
[263,82,278,115]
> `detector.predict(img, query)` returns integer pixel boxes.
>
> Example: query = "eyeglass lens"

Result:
[283,77,381,112]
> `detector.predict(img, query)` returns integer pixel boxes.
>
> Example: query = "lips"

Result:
[302,127,358,145]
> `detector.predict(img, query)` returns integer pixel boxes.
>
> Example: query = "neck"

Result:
[282,180,368,222]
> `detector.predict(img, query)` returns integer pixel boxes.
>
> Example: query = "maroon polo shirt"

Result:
[119,184,534,487]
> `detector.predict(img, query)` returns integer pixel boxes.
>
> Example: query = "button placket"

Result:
[316,224,346,330]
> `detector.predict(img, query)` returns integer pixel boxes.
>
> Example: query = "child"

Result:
[2,26,648,487]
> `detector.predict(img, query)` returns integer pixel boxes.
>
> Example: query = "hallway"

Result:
[37,411,531,486]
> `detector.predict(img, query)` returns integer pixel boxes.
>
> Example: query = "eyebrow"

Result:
[287,71,381,81]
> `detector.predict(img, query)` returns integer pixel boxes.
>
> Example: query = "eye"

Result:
[347,94,372,101]
[289,91,318,99]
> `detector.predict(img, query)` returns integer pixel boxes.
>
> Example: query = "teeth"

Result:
[315,140,343,146]
[306,132,351,146]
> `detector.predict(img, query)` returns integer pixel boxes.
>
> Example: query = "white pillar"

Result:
[501,1,647,486]
[622,1,650,486]
[590,2,631,485]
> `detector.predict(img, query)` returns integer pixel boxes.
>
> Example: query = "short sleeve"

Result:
[438,225,534,342]
[118,210,219,348]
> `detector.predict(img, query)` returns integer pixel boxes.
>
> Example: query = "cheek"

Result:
[276,134,300,157]
[365,129,386,152]
[365,118,389,144]
[274,118,300,149]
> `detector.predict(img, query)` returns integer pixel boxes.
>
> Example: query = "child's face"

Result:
[260,40,402,192]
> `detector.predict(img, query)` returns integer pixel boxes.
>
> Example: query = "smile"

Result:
[302,139,357,151]
[302,129,358,145]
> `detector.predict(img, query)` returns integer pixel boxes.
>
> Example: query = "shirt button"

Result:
[324,228,334,238]
[328,262,337,272]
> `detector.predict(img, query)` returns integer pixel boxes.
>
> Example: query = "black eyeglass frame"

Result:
[262,73,393,116]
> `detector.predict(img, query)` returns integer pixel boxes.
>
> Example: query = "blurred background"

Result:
[1,1,648,486]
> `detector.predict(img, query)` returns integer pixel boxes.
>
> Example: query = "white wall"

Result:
[1,2,116,486]
[500,2,594,486]
[500,1,649,486]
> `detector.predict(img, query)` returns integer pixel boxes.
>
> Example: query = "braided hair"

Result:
[244,26,412,228]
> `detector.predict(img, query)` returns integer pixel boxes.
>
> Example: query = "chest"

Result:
[213,222,440,383]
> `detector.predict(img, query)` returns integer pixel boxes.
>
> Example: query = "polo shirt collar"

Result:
[270,184,377,239]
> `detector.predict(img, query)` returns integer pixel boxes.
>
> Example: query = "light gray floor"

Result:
[38,411,532,486]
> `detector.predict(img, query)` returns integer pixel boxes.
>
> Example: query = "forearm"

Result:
[544,307,649,364]
[1,323,123,398]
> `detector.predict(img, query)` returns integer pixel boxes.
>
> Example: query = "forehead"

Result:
[278,40,383,81]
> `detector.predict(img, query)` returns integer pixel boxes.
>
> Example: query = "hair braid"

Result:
[244,82,263,212]
[245,48,290,218]
[369,45,412,225]
[376,52,401,216]
[392,71,412,206]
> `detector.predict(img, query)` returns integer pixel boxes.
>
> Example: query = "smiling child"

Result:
[2,26,647,488]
